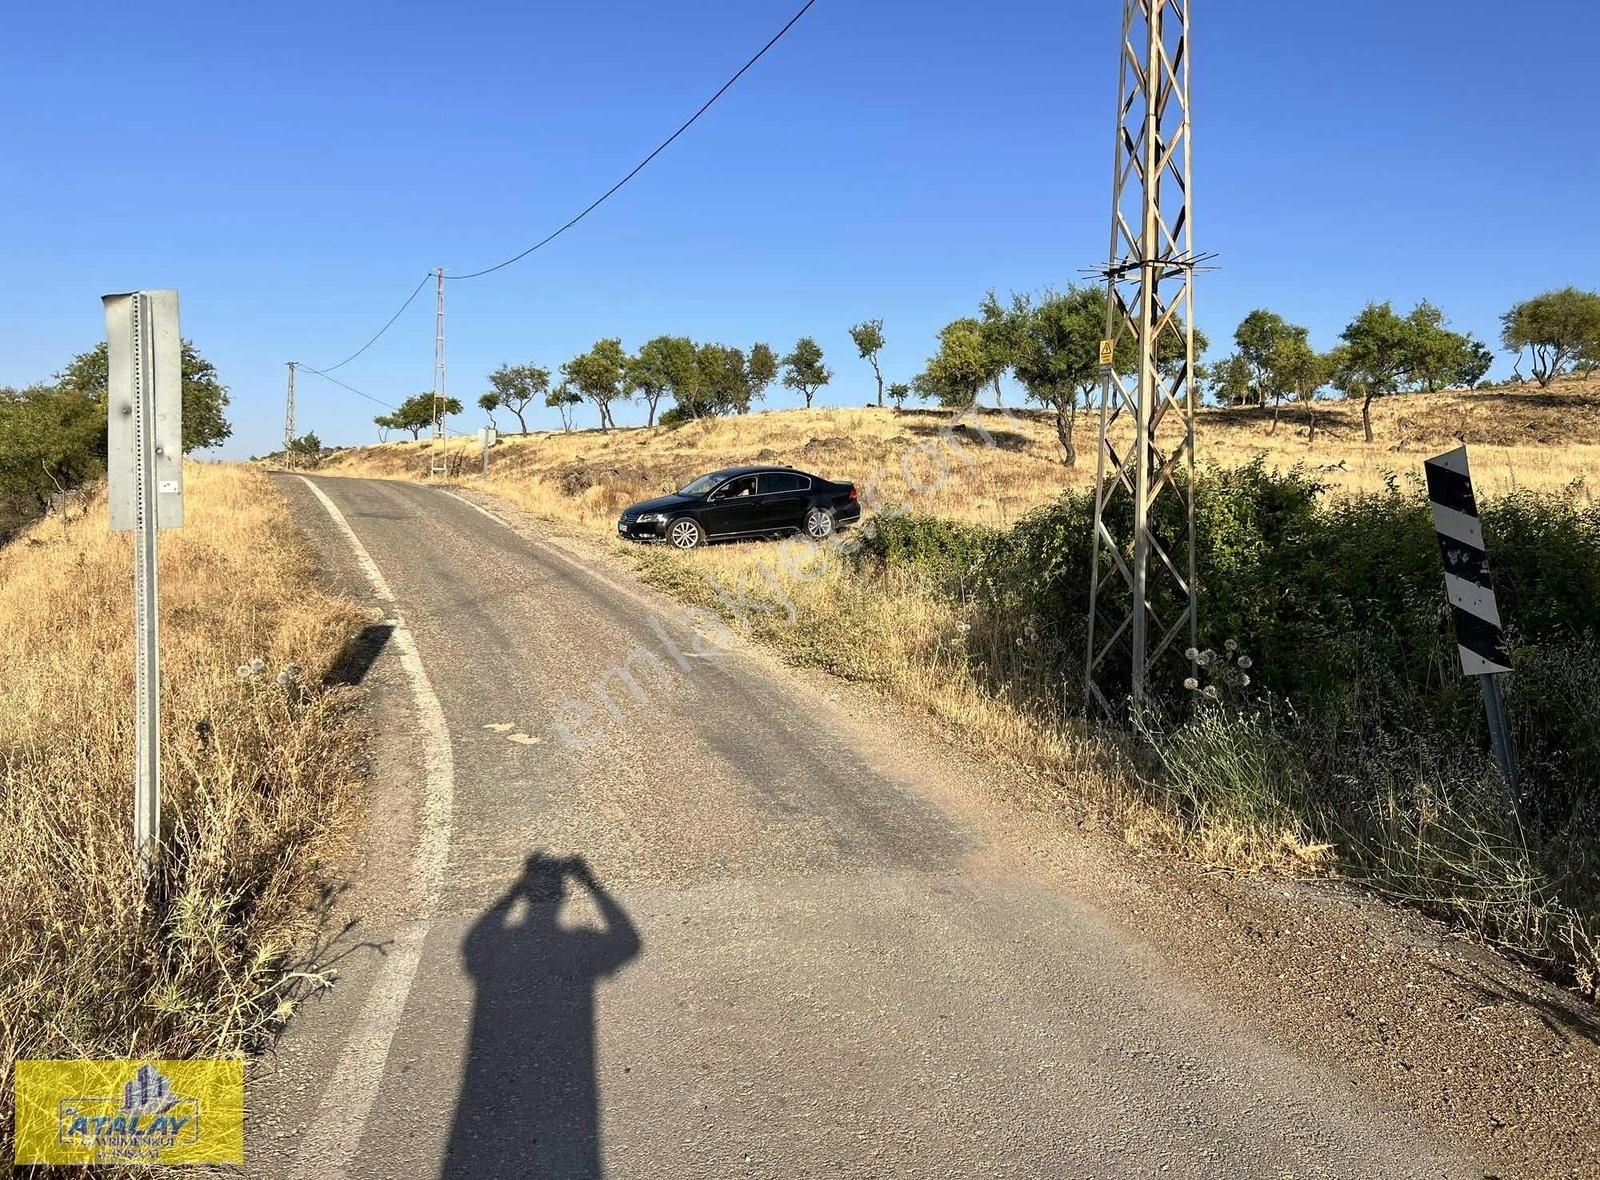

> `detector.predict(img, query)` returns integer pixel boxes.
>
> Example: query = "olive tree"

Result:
[1232,308,1296,420]
[1500,287,1600,387]
[477,392,502,430]
[562,339,629,431]
[1334,302,1414,442]
[748,343,779,403]
[483,363,550,434]
[545,382,581,432]
[914,317,990,409]
[978,291,1021,407]
[1405,301,1487,393]
[625,337,680,427]
[376,392,462,440]
[1207,354,1253,407]
[781,337,831,408]
[662,343,773,421]
[1011,286,1129,466]
[849,319,887,406]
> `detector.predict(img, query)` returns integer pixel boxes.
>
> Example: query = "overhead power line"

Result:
[299,366,467,441]
[297,365,397,411]
[445,0,819,280]
[290,0,818,420]
[306,271,434,374]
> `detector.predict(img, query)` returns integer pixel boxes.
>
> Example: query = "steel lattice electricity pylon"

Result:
[282,361,296,451]
[1085,0,1200,714]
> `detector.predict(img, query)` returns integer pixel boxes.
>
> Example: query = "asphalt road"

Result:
[252,473,1482,1180]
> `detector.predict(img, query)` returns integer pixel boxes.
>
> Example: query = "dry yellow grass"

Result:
[0,463,366,1175]
[309,380,1599,876]
[627,536,1326,874]
[320,379,1600,536]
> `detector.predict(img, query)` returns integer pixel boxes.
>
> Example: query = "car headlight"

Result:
[636,512,666,524]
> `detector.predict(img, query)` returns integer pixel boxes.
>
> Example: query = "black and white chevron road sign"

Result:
[1424,446,1511,677]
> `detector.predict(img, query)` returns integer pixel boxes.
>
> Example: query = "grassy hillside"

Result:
[319,380,1600,534]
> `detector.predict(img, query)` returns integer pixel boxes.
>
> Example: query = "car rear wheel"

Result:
[804,507,835,541]
[667,517,704,550]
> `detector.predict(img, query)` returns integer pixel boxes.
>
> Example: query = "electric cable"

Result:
[304,271,433,374]
[289,0,819,413]
[297,365,398,411]
[444,0,817,280]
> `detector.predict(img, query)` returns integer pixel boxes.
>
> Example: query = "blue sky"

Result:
[3,1,1595,457]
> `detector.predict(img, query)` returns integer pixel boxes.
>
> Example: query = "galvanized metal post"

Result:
[1086,0,1200,714]
[131,300,161,875]
[1482,672,1518,803]
[105,290,183,881]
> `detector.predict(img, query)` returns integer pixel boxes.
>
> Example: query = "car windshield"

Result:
[677,472,728,496]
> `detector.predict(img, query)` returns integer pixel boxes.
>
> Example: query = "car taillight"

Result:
[848,486,858,500]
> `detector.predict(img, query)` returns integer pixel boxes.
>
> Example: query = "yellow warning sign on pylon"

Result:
[1098,339,1114,367]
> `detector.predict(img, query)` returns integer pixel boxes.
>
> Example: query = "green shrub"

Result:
[854,465,1600,988]
[0,385,106,542]
[849,511,1003,596]
[859,470,1600,789]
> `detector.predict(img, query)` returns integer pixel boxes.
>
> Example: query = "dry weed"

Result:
[0,463,366,1174]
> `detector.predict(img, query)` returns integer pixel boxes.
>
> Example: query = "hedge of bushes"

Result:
[851,464,1600,988]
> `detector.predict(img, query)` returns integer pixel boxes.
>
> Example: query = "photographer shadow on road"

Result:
[441,852,642,1180]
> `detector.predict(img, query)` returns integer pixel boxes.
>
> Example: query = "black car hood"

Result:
[624,492,699,516]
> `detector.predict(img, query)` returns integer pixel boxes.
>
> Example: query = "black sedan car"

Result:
[617,465,860,550]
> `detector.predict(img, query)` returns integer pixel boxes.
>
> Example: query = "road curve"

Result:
[252,473,1480,1180]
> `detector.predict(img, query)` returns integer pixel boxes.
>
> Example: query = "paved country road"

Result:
[252,473,1486,1180]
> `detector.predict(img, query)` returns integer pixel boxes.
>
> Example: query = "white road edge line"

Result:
[291,475,454,1180]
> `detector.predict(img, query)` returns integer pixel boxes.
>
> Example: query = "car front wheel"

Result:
[667,517,704,550]
[804,507,835,541]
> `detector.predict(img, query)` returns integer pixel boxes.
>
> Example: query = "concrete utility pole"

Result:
[430,267,448,476]
[1085,0,1200,715]
[283,361,297,450]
